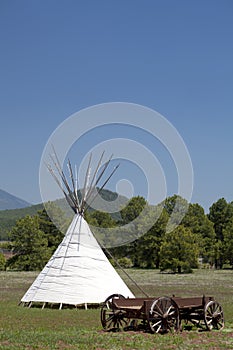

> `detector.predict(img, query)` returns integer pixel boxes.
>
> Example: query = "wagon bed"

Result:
[101,294,224,334]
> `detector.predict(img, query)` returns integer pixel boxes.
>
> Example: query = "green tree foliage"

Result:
[7,215,50,271]
[0,252,6,270]
[86,210,116,228]
[85,210,118,247]
[163,195,189,230]
[208,198,233,268]
[115,257,133,268]
[38,203,68,251]
[120,196,147,224]
[159,226,199,273]
[163,195,187,215]
[222,218,233,267]
[0,241,13,250]
[182,203,216,265]
[208,198,233,241]
[109,196,148,263]
[3,192,233,272]
[132,208,168,268]
[0,204,43,240]
[106,196,149,257]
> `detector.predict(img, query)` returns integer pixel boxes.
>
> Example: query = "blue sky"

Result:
[0,0,232,211]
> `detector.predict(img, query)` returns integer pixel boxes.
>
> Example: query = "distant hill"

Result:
[0,189,31,210]
[0,189,128,240]
[0,203,43,240]
[45,188,128,220]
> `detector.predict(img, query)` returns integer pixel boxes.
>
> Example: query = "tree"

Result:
[106,196,148,258]
[208,198,233,268]
[163,195,189,232]
[163,195,188,216]
[86,210,116,228]
[222,219,233,267]
[7,215,50,271]
[159,226,199,273]
[85,210,118,248]
[182,203,216,266]
[132,207,168,268]
[208,198,233,241]
[37,203,68,252]
[120,196,147,224]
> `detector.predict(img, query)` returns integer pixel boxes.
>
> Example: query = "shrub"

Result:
[0,252,6,271]
[117,257,133,268]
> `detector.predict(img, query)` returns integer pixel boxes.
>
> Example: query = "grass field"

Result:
[0,269,233,349]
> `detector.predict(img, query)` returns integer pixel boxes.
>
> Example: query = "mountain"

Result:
[0,189,31,210]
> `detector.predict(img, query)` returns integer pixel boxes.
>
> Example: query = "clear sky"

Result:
[0,0,232,212]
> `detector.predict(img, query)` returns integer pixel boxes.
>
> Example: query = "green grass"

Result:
[1,269,233,349]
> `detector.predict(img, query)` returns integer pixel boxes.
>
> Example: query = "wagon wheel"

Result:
[148,297,180,334]
[204,300,224,331]
[101,294,129,331]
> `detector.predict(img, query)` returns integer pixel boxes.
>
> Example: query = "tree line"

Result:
[0,195,233,273]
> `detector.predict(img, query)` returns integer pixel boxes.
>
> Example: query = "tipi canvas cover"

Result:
[21,214,134,307]
[21,151,134,307]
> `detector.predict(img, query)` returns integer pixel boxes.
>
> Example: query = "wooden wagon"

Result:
[101,294,224,333]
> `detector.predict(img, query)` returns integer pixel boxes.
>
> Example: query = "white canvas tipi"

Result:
[21,151,134,308]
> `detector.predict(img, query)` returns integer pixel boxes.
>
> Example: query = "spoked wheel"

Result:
[204,300,224,331]
[148,297,180,334]
[101,294,129,331]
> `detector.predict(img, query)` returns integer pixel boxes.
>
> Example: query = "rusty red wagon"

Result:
[100,294,224,333]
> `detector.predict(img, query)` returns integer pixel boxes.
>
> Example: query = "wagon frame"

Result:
[101,293,224,334]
